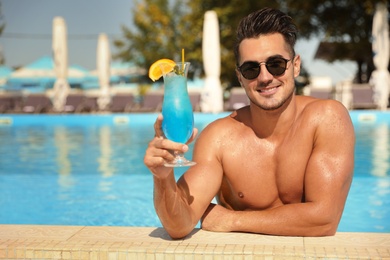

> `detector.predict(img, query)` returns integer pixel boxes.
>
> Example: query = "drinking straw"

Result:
[181,48,185,74]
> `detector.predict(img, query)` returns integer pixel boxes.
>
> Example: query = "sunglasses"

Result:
[237,57,292,80]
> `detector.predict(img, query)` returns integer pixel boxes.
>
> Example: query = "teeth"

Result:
[259,87,276,93]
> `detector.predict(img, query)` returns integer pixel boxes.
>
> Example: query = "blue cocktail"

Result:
[161,62,196,167]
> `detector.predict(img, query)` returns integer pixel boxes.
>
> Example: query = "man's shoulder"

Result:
[297,96,352,127]
[205,113,238,130]
[199,112,243,137]
[298,96,349,117]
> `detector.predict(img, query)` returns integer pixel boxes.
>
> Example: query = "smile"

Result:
[258,86,278,93]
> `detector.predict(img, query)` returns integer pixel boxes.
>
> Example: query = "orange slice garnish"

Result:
[148,58,176,82]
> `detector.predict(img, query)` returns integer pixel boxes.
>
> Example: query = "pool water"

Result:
[0,112,389,232]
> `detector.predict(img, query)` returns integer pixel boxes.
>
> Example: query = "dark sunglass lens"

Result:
[266,59,287,76]
[241,62,260,79]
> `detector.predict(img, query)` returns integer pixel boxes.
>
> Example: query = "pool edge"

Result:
[0,225,389,259]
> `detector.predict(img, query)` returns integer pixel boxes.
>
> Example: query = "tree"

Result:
[0,2,6,64]
[184,0,280,87]
[114,0,198,82]
[285,0,389,83]
[115,0,386,86]
[114,0,281,86]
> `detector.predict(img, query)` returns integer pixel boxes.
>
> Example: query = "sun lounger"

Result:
[351,84,378,109]
[22,94,53,113]
[63,94,86,113]
[83,96,98,112]
[109,94,135,113]
[0,95,23,113]
[226,88,250,110]
[189,92,201,112]
[137,91,164,112]
[0,96,13,113]
[309,89,333,99]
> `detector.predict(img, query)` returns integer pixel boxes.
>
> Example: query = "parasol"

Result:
[96,33,111,111]
[200,10,223,113]
[370,1,390,110]
[52,16,70,112]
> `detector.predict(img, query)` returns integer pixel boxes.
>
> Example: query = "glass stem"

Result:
[173,151,185,163]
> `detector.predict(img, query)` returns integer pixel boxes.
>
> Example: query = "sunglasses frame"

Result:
[237,57,292,80]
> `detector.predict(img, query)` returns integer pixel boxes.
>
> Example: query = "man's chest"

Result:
[218,139,311,209]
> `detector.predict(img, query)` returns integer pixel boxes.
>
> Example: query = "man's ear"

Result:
[236,68,243,87]
[293,55,301,78]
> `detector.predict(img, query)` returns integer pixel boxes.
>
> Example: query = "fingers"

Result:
[144,136,188,168]
[143,139,173,178]
[154,114,164,138]
[146,115,195,173]
[144,138,170,166]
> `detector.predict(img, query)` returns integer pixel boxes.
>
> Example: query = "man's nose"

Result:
[257,63,273,82]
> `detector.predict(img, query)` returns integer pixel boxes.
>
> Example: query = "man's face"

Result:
[236,33,301,111]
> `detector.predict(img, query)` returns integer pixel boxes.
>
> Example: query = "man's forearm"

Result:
[203,203,339,237]
[153,174,196,239]
[236,204,337,236]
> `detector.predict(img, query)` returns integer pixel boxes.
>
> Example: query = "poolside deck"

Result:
[0,225,389,259]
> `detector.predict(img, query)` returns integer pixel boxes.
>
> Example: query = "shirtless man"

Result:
[144,7,355,239]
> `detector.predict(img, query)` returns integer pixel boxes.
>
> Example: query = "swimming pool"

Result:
[0,111,389,232]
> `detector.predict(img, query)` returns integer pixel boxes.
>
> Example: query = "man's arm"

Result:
[201,101,355,236]
[152,170,196,239]
[144,115,223,239]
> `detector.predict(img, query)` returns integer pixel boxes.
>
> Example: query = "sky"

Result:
[0,0,357,85]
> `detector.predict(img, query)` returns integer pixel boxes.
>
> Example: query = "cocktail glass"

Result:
[161,61,196,167]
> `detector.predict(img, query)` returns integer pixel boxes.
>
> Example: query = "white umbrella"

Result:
[96,33,111,111]
[370,1,390,110]
[52,16,70,112]
[200,10,223,113]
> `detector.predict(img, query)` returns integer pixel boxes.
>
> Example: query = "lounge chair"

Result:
[351,84,378,109]
[82,96,98,112]
[22,94,53,113]
[109,94,135,113]
[189,92,201,112]
[0,95,23,113]
[138,91,164,112]
[305,76,334,100]
[64,94,86,113]
[226,88,250,111]
[309,89,333,99]
[0,96,13,113]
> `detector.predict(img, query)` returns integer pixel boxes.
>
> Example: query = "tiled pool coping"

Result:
[0,225,389,259]
[1,110,389,127]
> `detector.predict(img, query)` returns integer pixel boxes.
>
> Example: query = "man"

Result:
[144,7,355,239]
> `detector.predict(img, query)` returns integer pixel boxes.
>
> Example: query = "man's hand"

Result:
[143,114,198,179]
[201,203,233,232]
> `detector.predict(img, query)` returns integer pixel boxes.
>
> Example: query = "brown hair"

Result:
[234,8,298,64]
